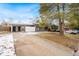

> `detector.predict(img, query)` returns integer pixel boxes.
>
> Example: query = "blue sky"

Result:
[0,3,40,24]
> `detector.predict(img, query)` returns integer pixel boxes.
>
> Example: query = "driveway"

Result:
[13,32,73,56]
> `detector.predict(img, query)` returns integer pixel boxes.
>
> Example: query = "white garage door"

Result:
[25,26,35,32]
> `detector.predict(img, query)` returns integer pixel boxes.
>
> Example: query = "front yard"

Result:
[36,32,79,50]
[0,32,79,56]
[65,34,79,39]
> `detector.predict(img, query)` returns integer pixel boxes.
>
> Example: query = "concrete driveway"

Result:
[13,32,73,56]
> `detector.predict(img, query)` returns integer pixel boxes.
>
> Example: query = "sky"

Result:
[0,3,40,24]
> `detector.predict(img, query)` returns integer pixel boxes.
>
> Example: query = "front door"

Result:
[18,26,21,32]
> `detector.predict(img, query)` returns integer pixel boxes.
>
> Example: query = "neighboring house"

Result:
[0,22,36,32]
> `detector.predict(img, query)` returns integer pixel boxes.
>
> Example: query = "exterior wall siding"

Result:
[0,24,36,32]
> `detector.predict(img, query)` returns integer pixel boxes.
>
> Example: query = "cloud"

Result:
[0,3,40,24]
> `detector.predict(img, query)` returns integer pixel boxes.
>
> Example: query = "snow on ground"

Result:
[0,34,16,56]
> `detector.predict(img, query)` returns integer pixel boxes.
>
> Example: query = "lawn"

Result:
[65,34,79,39]
[37,32,79,50]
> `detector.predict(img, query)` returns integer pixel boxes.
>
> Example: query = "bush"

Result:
[51,25,58,32]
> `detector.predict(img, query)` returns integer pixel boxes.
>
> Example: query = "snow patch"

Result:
[0,34,16,56]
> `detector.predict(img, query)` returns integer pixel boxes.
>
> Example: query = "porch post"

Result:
[24,26,26,32]
[11,25,13,32]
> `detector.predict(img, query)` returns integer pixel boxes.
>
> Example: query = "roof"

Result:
[10,23,36,26]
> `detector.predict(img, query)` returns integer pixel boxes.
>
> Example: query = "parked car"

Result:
[65,30,78,34]
[70,30,78,34]
[65,30,72,34]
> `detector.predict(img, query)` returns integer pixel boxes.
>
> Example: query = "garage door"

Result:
[25,26,35,32]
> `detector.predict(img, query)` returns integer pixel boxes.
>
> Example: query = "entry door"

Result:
[18,26,21,31]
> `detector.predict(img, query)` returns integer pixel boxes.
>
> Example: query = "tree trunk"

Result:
[59,16,64,36]
[57,4,64,36]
